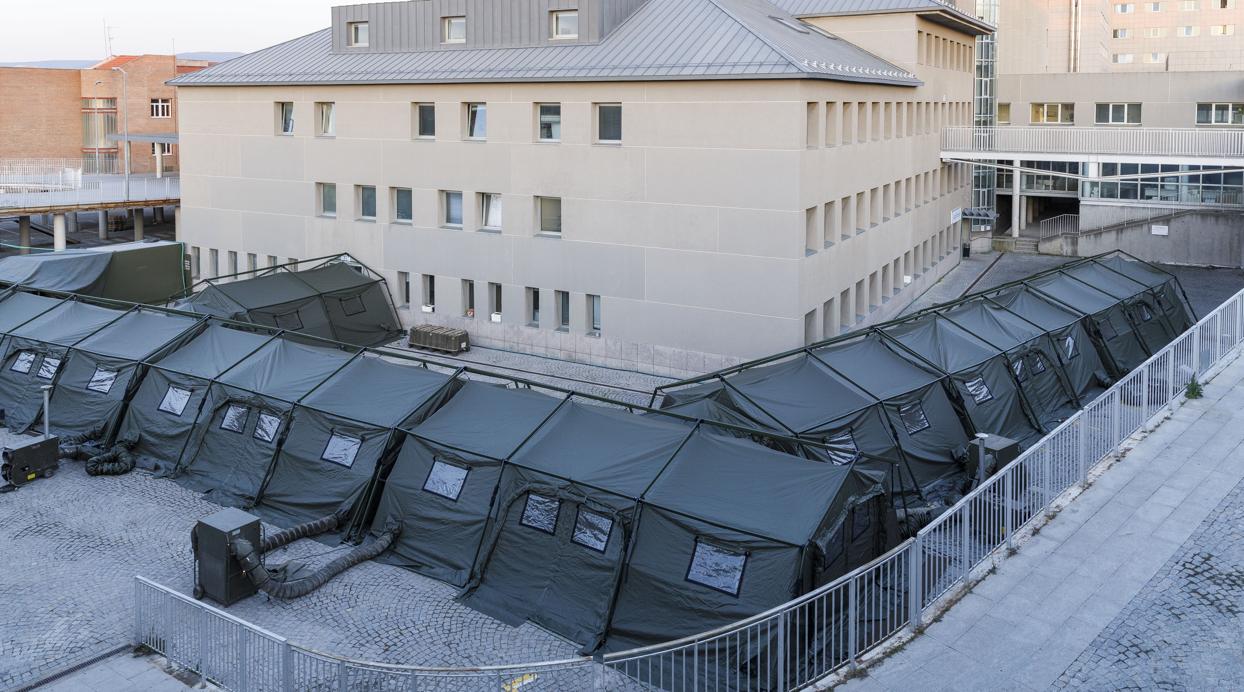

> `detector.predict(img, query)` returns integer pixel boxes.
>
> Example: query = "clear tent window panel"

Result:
[221,404,250,434]
[520,494,560,534]
[824,428,860,465]
[1063,334,1079,360]
[36,357,61,380]
[572,508,613,553]
[1012,358,1028,382]
[1029,353,1048,375]
[322,433,362,468]
[965,377,994,405]
[899,401,931,434]
[158,386,192,416]
[423,459,468,501]
[10,351,35,374]
[254,412,281,443]
[687,539,747,597]
[87,368,120,394]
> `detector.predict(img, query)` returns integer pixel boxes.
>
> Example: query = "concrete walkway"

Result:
[844,352,1244,691]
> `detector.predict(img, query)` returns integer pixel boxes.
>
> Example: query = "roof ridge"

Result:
[701,0,808,73]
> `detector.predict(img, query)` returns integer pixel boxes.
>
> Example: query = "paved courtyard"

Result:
[843,351,1244,691]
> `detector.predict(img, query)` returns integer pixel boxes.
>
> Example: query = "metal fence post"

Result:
[133,578,142,647]
[776,611,788,692]
[1004,468,1015,551]
[408,670,420,691]
[1077,416,1088,486]
[237,627,250,692]
[1193,326,1202,377]
[282,641,293,692]
[338,659,349,692]
[1140,367,1150,431]
[961,502,972,583]
[908,537,924,630]
[198,606,209,679]
[1167,351,1177,415]
[847,576,859,671]
[1112,391,1123,458]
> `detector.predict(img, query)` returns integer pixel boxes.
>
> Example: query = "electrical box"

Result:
[193,508,261,606]
[0,434,59,489]
[966,434,1019,487]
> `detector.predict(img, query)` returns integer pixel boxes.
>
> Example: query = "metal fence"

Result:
[0,159,84,192]
[943,126,1244,159]
[1038,214,1080,240]
[0,175,179,211]
[133,286,1244,691]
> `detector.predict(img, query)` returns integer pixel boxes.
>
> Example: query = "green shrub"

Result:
[1186,376,1204,400]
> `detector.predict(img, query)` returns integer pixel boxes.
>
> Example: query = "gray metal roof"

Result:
[171,0,920,87]
[770,0,993,34]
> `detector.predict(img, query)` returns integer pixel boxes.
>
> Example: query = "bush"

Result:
[1186,376,1204,400]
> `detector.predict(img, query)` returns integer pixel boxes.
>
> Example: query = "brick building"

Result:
[0,55,212,174]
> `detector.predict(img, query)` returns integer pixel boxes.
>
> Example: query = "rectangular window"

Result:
[1031,103,1074,124]
[220,404,249,434]
[588,294,601,334]
[596,103,622,143]
[150,98,171,118]
[687,539,746,596]
[551,10,579,39]
[397,272,411,307]
[423,459,468,501]
[964,377,994,405]
[527,287,540,326]
[1095,103,1142,125]
[318,183,336,217]
[1147,1,1162,9]
[357,185,377,220]
[1197,103,1244,125]
[1177,25,1198,37]
[315,102,335,136]
[393,188,413,222]
[191,246,201,279]
[36,356,61,380]
[1146,27,1166,37]
[1112,53,1134,64]
[1182,0,1198,8]
[520,494,560,534]
[1115,2,1135,11]
[1112,28,1130,38]
[442,16,466,44]
[10,351,35,374]
[489,282,502,318]
[1145,52,1166,63]
[479,193,502,229]
[254,412,281,443]
[572,508,613,552]
[158,385,192,416]
[555,290,570,331]
[415,103,436,138]
[537,103,561,142]
[1211,24,1236,35]
[150,143,174,156]
[209,249,219,278]
[899,402,931,434]
[466,103,487,139]
[422,274,436,309]
[321,433,362,468]
[87,368,119,394]
[247,253,257,272]
[538,196,562,234]
[274,310,304,330]
[463,279,475,318]
[997,103,1011,125]
[347,21,369,47]
[442,191,463,227]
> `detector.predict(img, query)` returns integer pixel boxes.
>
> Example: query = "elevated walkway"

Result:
[943,127,1244,167]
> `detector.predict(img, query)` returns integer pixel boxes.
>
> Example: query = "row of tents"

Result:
[654,252,1196,522]
[0,285,897,656]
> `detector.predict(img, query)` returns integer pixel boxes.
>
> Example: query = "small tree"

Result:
[1186,376,1204,400]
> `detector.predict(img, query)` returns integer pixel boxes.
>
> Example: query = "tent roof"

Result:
[216,338,354,401]
[510,401,691,499]
[74,309,201,359]
[940,299,1045,352]
[1093,255,1171,289]
[810,333,942,399]
[10,301,125,347]
[881,315,999,373]
[0,292,63,333]
[718,354,876,433]
[410,381,565,460]
[208,272,319,311]
[1027,274,1116,316]
[987,285,1083,331]
[301,353,451,427]
[154,323,274,379]
[1063,263,1149,301]
[0,250,113,294]
[293,262,379,294]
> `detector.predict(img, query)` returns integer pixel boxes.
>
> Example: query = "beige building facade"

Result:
[172,0,984,375]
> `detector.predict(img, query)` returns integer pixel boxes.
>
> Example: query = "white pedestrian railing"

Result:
[1039,214,1080,240]
[943,126,1244,159]
[0,159,83,193]
[133,287,1244,691]
[0,175,179,210]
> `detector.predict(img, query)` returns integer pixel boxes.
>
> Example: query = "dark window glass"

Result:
[417,104,436,137]
[824,428,860,465]
[597,104,622,142]
[339,295,366,316]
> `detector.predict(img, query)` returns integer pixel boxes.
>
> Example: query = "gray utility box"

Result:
[1,434,59,488]
[193,508,261,606]
[409,324,470,354]
[967,434,1020,486]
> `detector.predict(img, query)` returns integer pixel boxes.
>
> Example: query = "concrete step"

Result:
[992,236,1039,254]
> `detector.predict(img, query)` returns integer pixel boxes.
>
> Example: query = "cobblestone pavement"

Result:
[0,435,574,691]
[37,649,213,692]
[1052,476,1244,690]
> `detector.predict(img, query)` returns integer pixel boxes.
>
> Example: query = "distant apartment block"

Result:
[170,0,986,375]
[0,55,212,174]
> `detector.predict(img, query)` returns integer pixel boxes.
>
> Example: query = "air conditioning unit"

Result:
[420,304,435,314]
[490,312,502,323]
[0,434,59,490]
[192,508,261,606]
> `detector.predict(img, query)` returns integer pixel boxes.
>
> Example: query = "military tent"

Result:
[1023,272,1149,376]
[0,241,189,304]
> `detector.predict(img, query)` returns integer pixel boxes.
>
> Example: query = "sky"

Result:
[0,0,341,62]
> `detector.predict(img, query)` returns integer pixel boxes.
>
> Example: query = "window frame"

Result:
[1095,102,1142,125]
[320,432,363,468]
[898,401,931,435]
[36,356,61,381]
[393,187,413,223]
[422,458,470,502]
[357,184,377,221]
[442,190,464,228]
[414,103,436,139]
[315,101,336,137]
[571,507,613,553]
[519,493,560,535]
[442,16,466,44]
[595,103,623,144]
[1030,102,1075,125]
[479,192,503,230]
[537,103,562,142]
[220,404,250,434]
[317,182,337,217]
[685,538,748,597]
[1197,102,1244,125]
[465,102,487,140]
[963,376,994,405]
[158,385,193,416]
[347,21,370,47]
[276,101,295,135]
[551,10,579,40]
[86,367,120,395]
[537,196,562,235]
[149,98,171,119]
[254,411,282,443]
[10,351,35,374]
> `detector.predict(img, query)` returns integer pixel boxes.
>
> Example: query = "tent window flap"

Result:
[1012,358,1027,382]
[87,368,120,394]
[221,404,250,433]
[321,433,362,468]
[10,351,35,374]
[824,428,860,465]
[1063,334,1079,360]
[158,385,192,416]
[423,459,468,501]
[898,401,931,434]
[339,295,367,317]
[520,493,560,534]
[254,412,281,443]
[36,357,61,380]
[964,377,993,405]
[274,311,304,331]
[1029,353,1048,375]
[572,508,613,552]
[686,539,747,597]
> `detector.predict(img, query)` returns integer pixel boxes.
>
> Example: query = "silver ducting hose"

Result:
[230,528,398,599]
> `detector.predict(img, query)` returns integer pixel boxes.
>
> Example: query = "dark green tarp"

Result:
[0,242,189,304]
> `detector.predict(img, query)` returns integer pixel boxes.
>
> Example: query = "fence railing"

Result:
[0,175,179,210]
[943,126,1244,159]
[133,286,1244,691]
[0,159,83,192]
[1038,214,1080,240]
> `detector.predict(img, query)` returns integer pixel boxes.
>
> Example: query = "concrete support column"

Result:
[18,215,30,255]
[67,212,78,234]
[52,214,66,251]
[154,207,165,225]
[133,208,144,241]
[97,210,108,240]
[1011,159,1021,238]
[173,206,181,240]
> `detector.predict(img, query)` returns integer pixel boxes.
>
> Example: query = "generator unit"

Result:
[192,508,261,606]
[409,324,470,354]
[966,433,1020,488]
[0,434,59,490]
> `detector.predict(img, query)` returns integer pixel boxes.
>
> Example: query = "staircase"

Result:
[992,236,1039,254]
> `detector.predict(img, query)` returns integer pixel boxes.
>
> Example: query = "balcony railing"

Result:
[943,126,1244,159]
[0,175,180,211]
